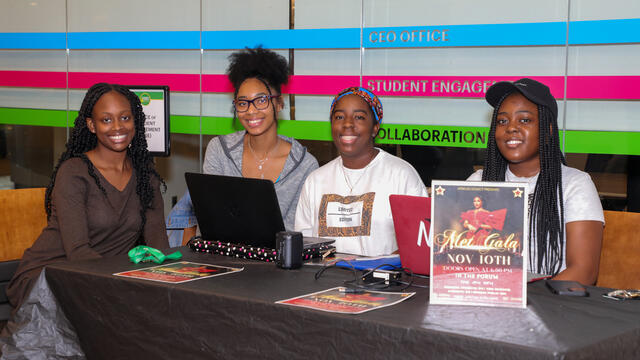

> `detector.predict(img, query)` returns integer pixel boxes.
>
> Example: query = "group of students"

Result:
[5,47,604,317]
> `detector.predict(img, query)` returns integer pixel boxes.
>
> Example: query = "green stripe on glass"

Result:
[2,107,639,155]
[0,108,69,127]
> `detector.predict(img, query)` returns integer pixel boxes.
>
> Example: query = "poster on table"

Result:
[114,261,243,284]
[277,287,415,314]
[429,180,528,308]
[128,85,170,157]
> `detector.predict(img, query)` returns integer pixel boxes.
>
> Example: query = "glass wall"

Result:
[1,0,639,212]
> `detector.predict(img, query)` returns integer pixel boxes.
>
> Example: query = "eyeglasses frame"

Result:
[233,95,280,113]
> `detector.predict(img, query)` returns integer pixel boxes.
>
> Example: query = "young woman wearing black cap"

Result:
[468,78,604,285]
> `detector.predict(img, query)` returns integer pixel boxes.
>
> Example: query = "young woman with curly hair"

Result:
[167,47,318,245]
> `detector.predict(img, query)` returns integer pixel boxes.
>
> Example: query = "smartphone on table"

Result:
[545,280,589,297]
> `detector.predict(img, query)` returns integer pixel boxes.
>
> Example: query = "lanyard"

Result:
[128,246,182,264]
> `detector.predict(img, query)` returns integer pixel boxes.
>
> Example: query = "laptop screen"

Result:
[389,194,431,275]
[185,173,285,249]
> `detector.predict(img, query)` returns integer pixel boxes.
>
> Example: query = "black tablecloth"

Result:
[44,248,640,360]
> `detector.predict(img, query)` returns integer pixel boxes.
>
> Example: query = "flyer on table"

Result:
[114,261,243,284]
[429,180,528,308]
[277,287,415,314]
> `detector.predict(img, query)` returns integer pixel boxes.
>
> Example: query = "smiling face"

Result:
[494,92,541,177]
[86,91,135,154]
[235,77,281,137]
[331,94,380,168]
[473,196,483,209]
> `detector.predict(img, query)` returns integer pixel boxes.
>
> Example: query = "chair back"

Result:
[0,188,47,262]
[596,210,640,289]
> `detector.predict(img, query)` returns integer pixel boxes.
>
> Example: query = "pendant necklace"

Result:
[341,151,377,194]
[247,137,280,179]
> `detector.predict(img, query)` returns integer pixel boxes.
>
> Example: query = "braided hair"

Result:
[482,92,567,275]
[45,83,164,246]
[226,46,289,122]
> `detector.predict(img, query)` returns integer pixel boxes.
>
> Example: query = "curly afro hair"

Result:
[226,46,289,97]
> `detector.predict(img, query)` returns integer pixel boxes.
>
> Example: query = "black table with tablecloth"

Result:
[43,248,640,360]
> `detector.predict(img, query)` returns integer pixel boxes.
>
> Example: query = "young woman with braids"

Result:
[6,83,169,311]
[468,78,604,285]
[166,47,318,245]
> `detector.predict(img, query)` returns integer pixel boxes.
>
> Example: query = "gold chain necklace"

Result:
[247,137,280,179]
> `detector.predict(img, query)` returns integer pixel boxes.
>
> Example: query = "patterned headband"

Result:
[330,86,383,124]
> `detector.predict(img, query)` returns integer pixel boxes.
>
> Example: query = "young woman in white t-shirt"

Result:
[295,87,427,256]
[468,78,604,285]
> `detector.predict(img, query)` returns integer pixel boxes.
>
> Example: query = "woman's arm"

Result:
[203,136,232,175]
[463,219,477,232]
[281,151,319,231]
[144,176,170,249]
[166,191,198,246]
[552,220,603,285]
[54,161,102,261]
[479,223,493,231]
[181,226,197,246]
[293,179,315,237]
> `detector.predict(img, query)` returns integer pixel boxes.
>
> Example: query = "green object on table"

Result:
[128,246,182,264]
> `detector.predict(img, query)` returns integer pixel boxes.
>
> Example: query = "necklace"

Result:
[341,151,377,194]
[247,137,280,179]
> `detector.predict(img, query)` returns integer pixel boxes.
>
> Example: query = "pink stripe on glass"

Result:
[567,76,640,100]
[2,71,640,100]
[68,72,200,92]
[0,70,66,88]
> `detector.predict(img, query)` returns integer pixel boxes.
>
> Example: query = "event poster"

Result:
[277,287,415,314]
[114,261,243,284]
[429,180,528,308]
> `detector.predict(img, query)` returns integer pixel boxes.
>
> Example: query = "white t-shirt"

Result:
[295,149,428,256]
[467,165,604,274]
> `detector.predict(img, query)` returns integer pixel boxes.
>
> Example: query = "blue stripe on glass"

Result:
[1,18,639,50]
[569,18,640,45]
[364,22,566,48]
[68,31,200,49]
[202,28,360,49]
[0,32,66,49]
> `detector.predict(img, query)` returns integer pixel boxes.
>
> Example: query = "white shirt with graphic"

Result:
[467,165,604,274]
[295,149,427,256]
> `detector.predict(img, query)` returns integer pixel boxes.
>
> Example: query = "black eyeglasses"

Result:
[233,95,279,113]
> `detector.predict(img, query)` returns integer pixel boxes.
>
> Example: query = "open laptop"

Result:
[185,172,333,250]
[389,194,431,275]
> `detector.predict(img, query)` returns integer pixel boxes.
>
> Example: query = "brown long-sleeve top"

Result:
[7,157,168,309]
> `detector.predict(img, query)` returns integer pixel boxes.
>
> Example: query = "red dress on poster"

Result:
[460,196,507,245]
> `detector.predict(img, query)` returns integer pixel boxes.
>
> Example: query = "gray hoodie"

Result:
[203,131,318,230]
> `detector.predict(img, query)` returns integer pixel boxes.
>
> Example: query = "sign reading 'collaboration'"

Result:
[377,127,487,146]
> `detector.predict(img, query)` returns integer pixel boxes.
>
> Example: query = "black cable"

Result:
[313,259,359,282]
[314,261,418,292]
[397,281,429,289]
[411,273,430,280]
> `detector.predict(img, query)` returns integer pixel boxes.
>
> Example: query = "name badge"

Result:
[326,201,364,228]
[318,192,376,237]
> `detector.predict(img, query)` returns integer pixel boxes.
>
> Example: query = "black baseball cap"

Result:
[485,78,558,118]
